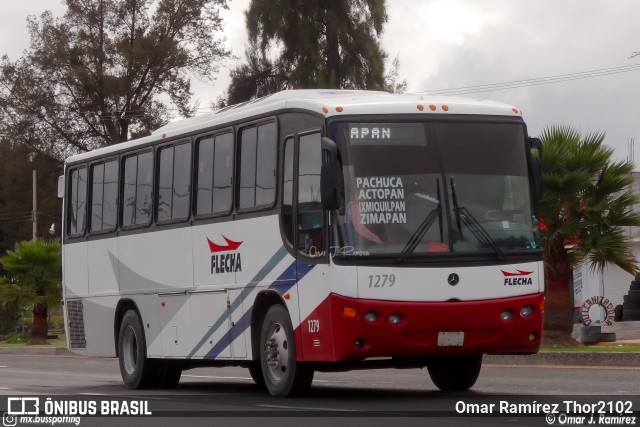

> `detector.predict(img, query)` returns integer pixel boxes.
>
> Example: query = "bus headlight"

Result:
[388,314,402,325]
[499,310,514,322]
[520,305,534,318]
[364,311,378,323]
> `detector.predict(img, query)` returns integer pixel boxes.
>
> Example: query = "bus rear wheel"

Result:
[427,355,482,392]
[155,360,182,389]
[118,310,156,389]
[259,304,314,397]
[248,362,266,388]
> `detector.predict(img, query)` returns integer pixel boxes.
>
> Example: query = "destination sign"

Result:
[348,123,426,146]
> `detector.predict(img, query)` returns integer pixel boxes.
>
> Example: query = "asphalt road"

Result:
[1,355,640,427]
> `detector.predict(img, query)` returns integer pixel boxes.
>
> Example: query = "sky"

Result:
[1,1,639,168]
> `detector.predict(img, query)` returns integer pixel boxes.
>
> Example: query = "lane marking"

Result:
[182,375,252,380]
[182,374,334,383]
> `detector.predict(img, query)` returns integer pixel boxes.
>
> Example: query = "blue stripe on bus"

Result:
[186,245,289,359]
[202,260,314,360]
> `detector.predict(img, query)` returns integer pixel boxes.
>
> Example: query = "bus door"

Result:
[286,130,331,359]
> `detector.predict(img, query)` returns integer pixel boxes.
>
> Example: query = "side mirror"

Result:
[529,138,543,200]
[320,137,341,210]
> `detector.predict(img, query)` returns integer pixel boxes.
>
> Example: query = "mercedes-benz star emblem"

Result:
[447,273,460,286]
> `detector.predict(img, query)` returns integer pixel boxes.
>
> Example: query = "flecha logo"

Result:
[208,236,243,274]
[501,269,533,286]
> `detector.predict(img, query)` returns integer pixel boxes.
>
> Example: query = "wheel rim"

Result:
[122,325,138,375]
[263,322,289,383]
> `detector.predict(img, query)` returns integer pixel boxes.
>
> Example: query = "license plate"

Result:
[437,331,464,346]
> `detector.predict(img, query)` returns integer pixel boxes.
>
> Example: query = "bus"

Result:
[61,89,544,396]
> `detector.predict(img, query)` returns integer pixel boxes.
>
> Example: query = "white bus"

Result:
[62,89,544,396]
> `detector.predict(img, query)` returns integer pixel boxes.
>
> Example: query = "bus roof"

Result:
[65,89,523,164]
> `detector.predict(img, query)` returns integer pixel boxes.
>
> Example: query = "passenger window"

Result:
[67,167,87,236]
[256,122,277,205]
[238,121,277,209]
[90,163,104,231]
[196,132,233,216]
[157,142,191,221]
[90,160,118,232]
[122,151,153,227]
[103,161,118,229]
[213,134,233,213]
[239,127,257,209]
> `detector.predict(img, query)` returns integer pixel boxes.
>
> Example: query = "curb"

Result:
[486,352,640,367]
[0,347,71,356]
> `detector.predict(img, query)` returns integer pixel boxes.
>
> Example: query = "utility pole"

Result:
[32,169,37,240]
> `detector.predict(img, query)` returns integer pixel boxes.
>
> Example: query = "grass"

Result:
[541,345,640,353]
[0,331,66,347]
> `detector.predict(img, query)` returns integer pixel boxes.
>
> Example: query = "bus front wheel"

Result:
[259,304,314,397]
[426,355,482,392]
[118,310,156,389]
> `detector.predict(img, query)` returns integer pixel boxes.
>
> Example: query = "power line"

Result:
[423,63,640,96]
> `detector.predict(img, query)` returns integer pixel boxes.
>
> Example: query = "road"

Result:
[1,354,640,426]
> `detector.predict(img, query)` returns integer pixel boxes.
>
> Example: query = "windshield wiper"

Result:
[450,178,505,260]
[398,180,443,262]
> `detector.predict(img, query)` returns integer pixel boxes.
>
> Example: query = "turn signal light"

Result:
[342,306,358,319]
[527,333,538,342]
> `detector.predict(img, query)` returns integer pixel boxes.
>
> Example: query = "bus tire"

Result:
[248,362,266,388]
[118,310,155,389]
[154,361,182,389]
[259,304,314,397]
[427,355,482,392]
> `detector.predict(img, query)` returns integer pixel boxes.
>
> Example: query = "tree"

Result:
[0,239,62,343]
[538,125,640,344]
[0,140,62,253]
[224,0,405,104]
[0,0,231,159]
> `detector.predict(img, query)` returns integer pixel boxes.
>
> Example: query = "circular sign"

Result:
[580,296,615,326]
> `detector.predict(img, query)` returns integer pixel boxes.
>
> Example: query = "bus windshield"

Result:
[331,120,539,259]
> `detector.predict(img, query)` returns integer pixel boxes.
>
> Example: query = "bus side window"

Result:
[297,132,324,256]
[90,163,104,232]
[196,132,234,216]
[238,121,277,209]
[89,159,118,232]
[157,142,191,222]
[121,151,153,227]
[212,133,233,213]
[282,137,294,245]
[67,166,87,236]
